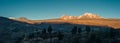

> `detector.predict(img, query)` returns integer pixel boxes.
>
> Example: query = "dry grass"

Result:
[16,19,120,29]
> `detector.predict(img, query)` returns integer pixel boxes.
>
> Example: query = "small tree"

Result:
[47,25,53,43]
[15,36,24,43]
[108,28,115,43]
[34,29,38,32]
[34,29,39,38]
[28,33,35,39]
[41,28,47,39]
[48,26,52,34]
[86,26,90,34]
[90,33,96,43]
[42,28,46,34]
[109,28,115,38]
[78,28,82,34]
[15,38,22,43]
[71,26,77,34]
[57,31,64,40]
[95,37,101,43]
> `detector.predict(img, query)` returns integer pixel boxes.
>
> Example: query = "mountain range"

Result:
[8,13,120,29]
[0,13,120,43]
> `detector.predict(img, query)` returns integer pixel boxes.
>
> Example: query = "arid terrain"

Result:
[1,13,120,43]
[9,13,120,29]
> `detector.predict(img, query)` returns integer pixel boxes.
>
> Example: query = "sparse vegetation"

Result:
[12,26,120,43]
[0,17,120,43]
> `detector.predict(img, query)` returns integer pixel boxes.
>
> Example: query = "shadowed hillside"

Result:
[0,16,120,43]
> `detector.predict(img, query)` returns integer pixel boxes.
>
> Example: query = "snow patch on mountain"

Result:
[79,13,103,19]
[61,15,77,20]
[8,17,16,19]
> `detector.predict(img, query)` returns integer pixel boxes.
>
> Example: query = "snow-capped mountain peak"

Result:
[61,15,77,20]
[61,13,104,20]
[79,13,103,19]
[8,17,16,19]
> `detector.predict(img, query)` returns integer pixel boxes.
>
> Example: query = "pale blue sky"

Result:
[0,0,120,20]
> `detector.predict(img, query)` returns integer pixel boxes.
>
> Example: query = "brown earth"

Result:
[14,18,120,29]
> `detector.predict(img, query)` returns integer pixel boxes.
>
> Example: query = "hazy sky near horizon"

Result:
[0,0,120,20]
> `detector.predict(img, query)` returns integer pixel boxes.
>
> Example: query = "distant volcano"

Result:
[61,13,103,20]
[78,13,103,19]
